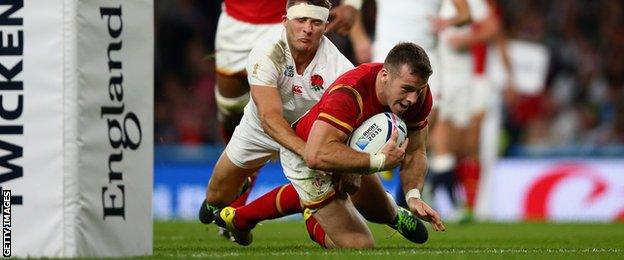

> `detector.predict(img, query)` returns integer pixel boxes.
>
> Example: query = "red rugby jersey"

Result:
[294,63,432,141]
[224,0,285,24]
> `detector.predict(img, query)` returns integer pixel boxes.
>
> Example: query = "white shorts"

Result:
[437,32,491,127]
[224,117,280,169]
[280,148,336,208]
[215,11,282,75]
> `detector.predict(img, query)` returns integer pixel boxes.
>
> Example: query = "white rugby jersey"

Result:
[244,29,354,131]
[373,0,442,61]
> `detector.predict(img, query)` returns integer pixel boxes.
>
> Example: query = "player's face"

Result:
[284,17,326,53]
[381,65,428,115]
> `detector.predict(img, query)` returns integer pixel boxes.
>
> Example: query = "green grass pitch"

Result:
[153,220,624,259]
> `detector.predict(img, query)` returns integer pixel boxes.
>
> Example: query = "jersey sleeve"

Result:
[316,86,363,135]
[246,44,280,87]
[404,87,433,131]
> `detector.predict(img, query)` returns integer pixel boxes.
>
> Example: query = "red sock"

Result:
[460,158,480,210]
[233,184,302,230]
[229,175,257,208]
[305,214,327,248]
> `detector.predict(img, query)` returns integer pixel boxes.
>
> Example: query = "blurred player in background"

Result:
[201,0,357,239]
[215,43,444,248]
[430,0,511,221]
[443,0,512,221]
[348,0,471,207]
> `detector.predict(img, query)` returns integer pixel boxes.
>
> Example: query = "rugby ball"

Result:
[348,112,407,154]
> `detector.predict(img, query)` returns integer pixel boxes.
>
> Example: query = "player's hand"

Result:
[407,197,446,231]
[333,173,361,195]
[379,129,409,170]
[326,5,357,36]
[447,33,470,51]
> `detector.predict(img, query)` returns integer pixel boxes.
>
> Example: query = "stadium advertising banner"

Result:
[74,0,153,257]
[481,159,624,222]
[1,0,65,257]
[1,0,153,257]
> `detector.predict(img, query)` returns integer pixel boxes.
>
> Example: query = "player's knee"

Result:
[215,87,249,116]
[335,233,374,249]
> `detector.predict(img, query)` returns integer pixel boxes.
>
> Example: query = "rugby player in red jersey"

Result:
[216,43,445,248]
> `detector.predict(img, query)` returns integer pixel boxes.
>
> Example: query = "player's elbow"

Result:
[303,149,328,171]
[259,112,275,130]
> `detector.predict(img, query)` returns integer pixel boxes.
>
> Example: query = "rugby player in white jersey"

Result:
[211,0,362,239]
[199,0,355,231]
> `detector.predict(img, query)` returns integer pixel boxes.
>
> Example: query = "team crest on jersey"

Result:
[284,65,294,77]
[252,63,260,77]
[310,74,324,91]
[292,85,303,95]
[312,176,325,190]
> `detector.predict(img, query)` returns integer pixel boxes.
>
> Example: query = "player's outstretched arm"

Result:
[399,125,445,231]
[252,85,306,156]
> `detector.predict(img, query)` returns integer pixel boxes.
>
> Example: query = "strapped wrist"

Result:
[405,188,421,200]
[369,153,385,173]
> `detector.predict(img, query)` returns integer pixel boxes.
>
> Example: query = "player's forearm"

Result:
[260,113,306,156]
[451,0,472,27]
[304,140,371,173]
[400,150,428,195]
[349,13,369,43]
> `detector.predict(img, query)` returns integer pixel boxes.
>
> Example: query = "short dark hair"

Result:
[384,42,432,80]
[287,0,332,10]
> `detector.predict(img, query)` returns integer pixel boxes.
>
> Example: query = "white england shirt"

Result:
[243,28,354,131]
[373,0,442,61]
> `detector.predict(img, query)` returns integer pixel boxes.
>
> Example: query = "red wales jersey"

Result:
[294,63,433,141]
[224,0,285,24]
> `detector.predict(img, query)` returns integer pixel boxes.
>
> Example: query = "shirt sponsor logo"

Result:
[292,85,303,95]
[284,65,294,77]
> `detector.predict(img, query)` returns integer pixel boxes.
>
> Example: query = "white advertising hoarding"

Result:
[482,159,624,222]
[0,0,153,257]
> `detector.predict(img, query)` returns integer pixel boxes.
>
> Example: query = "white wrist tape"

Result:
[286,3,330,21]
[342,0,363,10]
[405,188,421,200]
[369,153,385,173]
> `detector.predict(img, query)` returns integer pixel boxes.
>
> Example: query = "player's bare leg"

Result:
[311,194,375,249]
[351,174,396,223]
[456,110,486,223]
[199,152,260,224]
[429,118,459,207]
[215,73,249,142]
[351,174,428,244]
